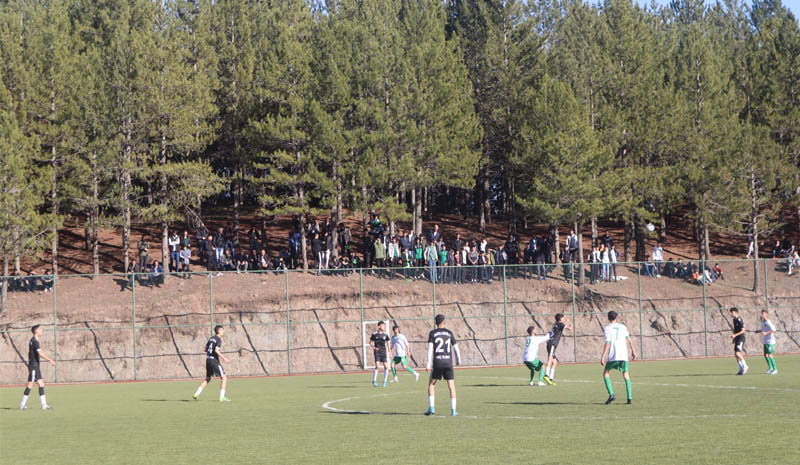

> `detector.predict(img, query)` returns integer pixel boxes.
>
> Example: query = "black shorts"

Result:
[430,366,454,381]
[374,352,388,364]
[733,335,745,353]
[546,342,559,360]
[28,364,42,382]
[205,358,225,378]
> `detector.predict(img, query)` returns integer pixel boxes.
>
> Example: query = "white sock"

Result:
[428,395,435,409]
[383,369,389,384]
[40,395,47,407]
[451,398,457,410]
[219,389,225,400]
[550,367,556,380]
[737,361,743,369]
[194,386,204,397]
[20,395,28,408]
[373,369,378,382]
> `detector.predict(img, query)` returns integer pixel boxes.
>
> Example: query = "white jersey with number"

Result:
[391,334,410,357]
[762,320,776,345]
[604,323,630,362]
[523,335,550,362]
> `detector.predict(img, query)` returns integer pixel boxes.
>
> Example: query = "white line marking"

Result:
[465,376,800,393]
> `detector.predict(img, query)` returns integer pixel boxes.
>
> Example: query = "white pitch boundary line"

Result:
[464,376,800,393]
[321,392,800,421]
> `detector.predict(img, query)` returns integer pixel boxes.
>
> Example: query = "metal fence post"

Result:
[502,266,509,365]
[132,274,137,380]
[209,273,215,330]
[637,262,644,360]
[285,269,291,375]
[52,274,58,382]
[571,264,577,363]
[359,268,365,370]
[763,258,770,313]
[701,259,708,357]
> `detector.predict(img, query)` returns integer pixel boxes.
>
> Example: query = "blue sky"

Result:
[635,0,800,16]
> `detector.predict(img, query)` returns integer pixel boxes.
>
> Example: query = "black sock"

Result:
[24,387,31,396]
[39,387,45,396]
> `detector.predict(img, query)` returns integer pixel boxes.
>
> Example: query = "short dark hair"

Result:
[435,314,445,326]
[608,311,618,321]
[527,326,535,335]
[378,321,385,327]
[555,313,564,322]
[761,309,768,314]
[214,325,223,335]
[729,307,739,314]
[31,324,40,334]
[392,325,399,331]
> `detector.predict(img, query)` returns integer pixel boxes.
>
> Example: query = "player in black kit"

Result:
[543,313,572,385]
[20,325,55,410]
[370,321,391,387]
[425,314,461,416]
[730,307,748,375]
[193,325,232,401]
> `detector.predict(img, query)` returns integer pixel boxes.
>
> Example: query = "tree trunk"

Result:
[233,166,241,250]
[483,176,491,227]
[51,144,59,276]
[162,221,169,275]
[552,224,560,264]
[590,216,598,248]
[634,218,646,262]
[575,221,585,286]
[659,214,667,244]
[752,222,760,293]
[121,123,132,273]
[91,149,100,275]
[414,188,423,236]
[85,213,91,250]
[160,136,169,278]
[299,187,308,271]
[623,220,633,263]
[703,225,711,261]
[91,207,99,276]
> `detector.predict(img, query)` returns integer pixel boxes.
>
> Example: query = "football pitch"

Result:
[2,356,799,465]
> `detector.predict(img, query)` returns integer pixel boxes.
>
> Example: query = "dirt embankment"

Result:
[2,262,799,384]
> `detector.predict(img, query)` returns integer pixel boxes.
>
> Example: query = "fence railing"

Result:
[0,258,798,384]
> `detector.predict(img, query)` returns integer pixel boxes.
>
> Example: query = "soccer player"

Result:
[730,307,749,375]
[370,321,391,387]
[543,313,572,385]
[425,314,461,416]
[523,326,550,386]
[193,325,231,402]
[760,310,778,375]
[390,325,420,383]
[20,325,55,410]
[600,311,636,405]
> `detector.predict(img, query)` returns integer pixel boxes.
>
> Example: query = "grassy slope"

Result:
[1,356,798,465]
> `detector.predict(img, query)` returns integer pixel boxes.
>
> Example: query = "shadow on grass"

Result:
[141,399,193,403]
[487,401,587,406]
[322,410,414,416]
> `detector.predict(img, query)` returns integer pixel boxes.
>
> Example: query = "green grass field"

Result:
[2,355,799,465]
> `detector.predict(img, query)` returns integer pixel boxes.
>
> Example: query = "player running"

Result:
[730,307,749,375]
[425,314,461,416]
[600,311,636,405]
[370,321,391,387]
[193,325,231,402]
[19,325,55,410]
[390,325,419,383]
[760,310,778,375]
[543,313,572,385]
[523,326,550,386]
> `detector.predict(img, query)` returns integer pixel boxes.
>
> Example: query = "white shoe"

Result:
[19,406,27,410]
[42,405,52,410]
[529,381,535,386]
[537,381,546,386]
[742,366,749,375]
[390,378,398,383]
[766,369,774,374]
[414,372,420,382]
[771,370,778,375]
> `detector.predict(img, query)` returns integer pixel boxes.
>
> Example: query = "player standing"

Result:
[600,311,636,405]
[193,325,231,402]
[730,307,749,375]
[523,326,550,386]
[425,314,461,416]
[390,325,420,383]
[543,313,572,385]
[20,325,55,410]
[760,310,778,375]
[370,321,391,387]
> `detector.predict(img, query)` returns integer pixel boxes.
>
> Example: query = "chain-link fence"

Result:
[1,258,798,384]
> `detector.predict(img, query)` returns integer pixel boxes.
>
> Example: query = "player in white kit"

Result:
[760,310,778,375]
[522,326,550,386]
[600,311,636,405]
[390,325,420,383]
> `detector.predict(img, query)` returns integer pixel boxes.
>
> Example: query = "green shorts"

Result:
[524,359,543,370]
[605,361,629,372]
[392,356,407,366]
[763,344,775,355]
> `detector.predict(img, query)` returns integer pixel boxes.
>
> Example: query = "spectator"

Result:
[205,234,219,275]
[535,236,548,281]
[340,224,352,258]
[249,227,259,254]
[148,261,164,288]
[196,226,208,259]
[374,235,387,277]
[312,233,323,274]
[213,229,225,264]
[653,242,664,277]
[467,245,479,283]
[712,263,724,281]
[589,246,601,284]
[609,245,619,282]
[40,270,53,293]
[746,227,754,258]
[181,230,191,251]
[168,231,180,273]
[601,244,611,282]
[425,240,438,283]
[772,241,783,258]
[787,250,799,276]
[258,249,270,271]
[401,247,413,281]
[566,230,579,264]
[180,246,192,279]
[428,224,441,245]
[122,259,138,291]
[387,237,400,276]
[602,232,613,250]
[413,238,424,278]
[289,231,301,269]
[664,258,675,278]
[221,250,234,271]
[138,236,149,269]
[438,243,449,283]
[235,250,248,274]
[643,256,656,278]
[27,270,38,292]
[525,236,537,279]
